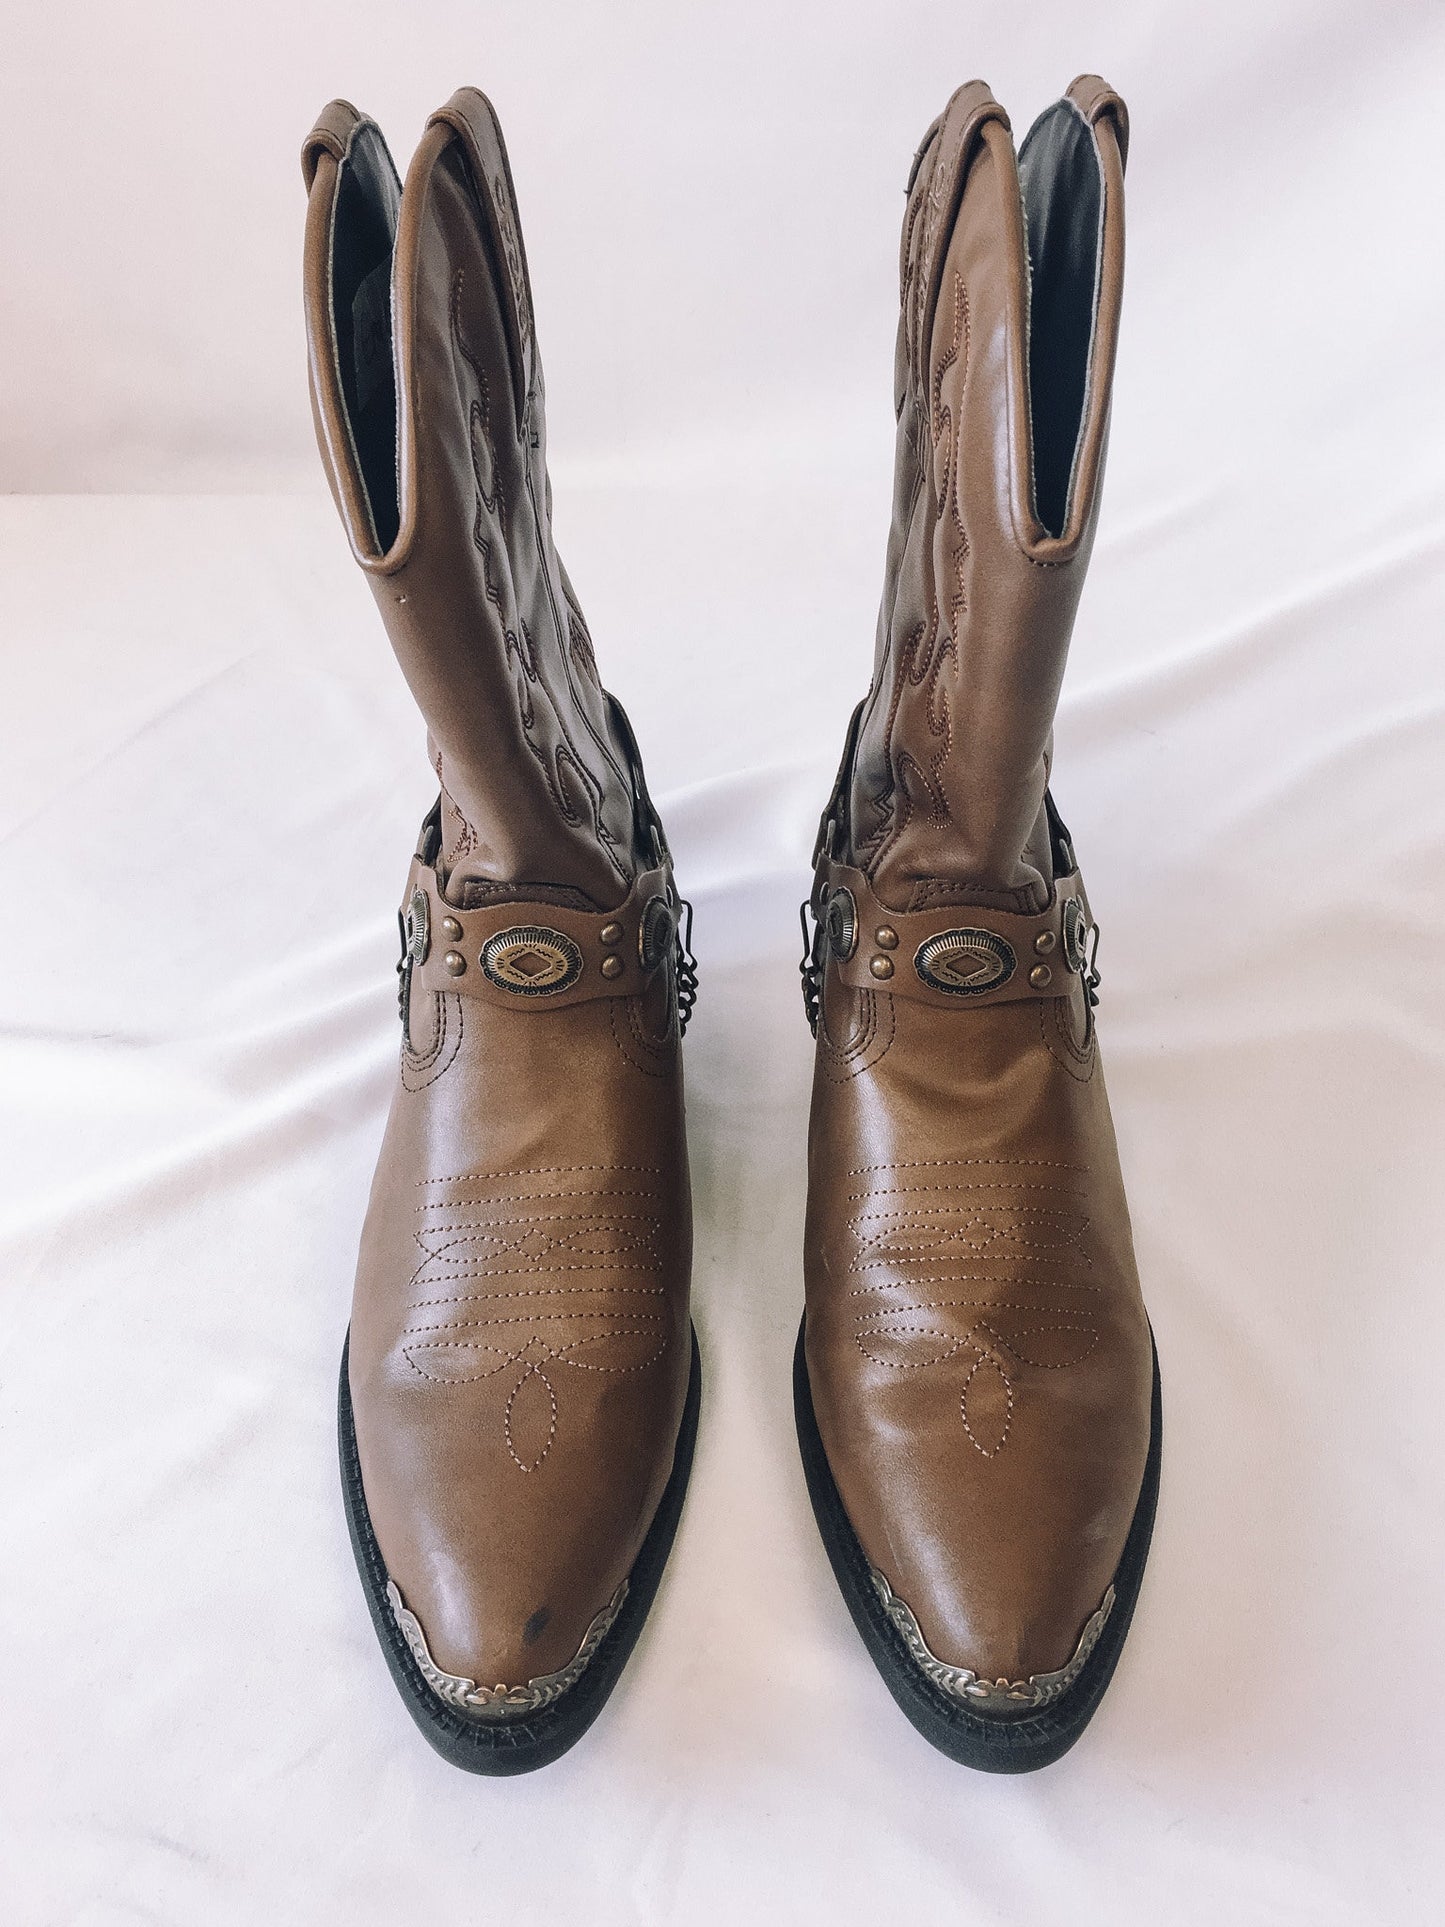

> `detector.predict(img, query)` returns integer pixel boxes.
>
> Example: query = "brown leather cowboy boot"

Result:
[301,88,700,1773]
[797,77,1159,1771]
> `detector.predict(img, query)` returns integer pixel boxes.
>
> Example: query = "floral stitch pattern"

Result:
[399,1169,670,1472]
[848,1163,1099,1461]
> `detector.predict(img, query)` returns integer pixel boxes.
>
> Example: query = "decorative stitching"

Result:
[960,1348,1013,1458]
[418,1165,663,1185]
[406,1214,661,1289]
[396,1167,671,1471]
[450,271,628,886]
[858,266,971,876]
[407,1312,669,1333]
[401,992,462,1090]
[851,1277,1101,1299]
[818,983,895,1082]
[435,750,480,865]
[849,1157,1086,1177]
[504,1363,555,1471]
[420,1188,655,1206]
[847,1179,1089,1202]
[852,1203,1092,1260]
[854,1295,1098,1313]
[1040,992,1097,1082]
[609,997,675,1078]
[418,1201,657,1221]
[626,991,676,1055]
[410,1285,664,1309]
[843,1166,1099,1461]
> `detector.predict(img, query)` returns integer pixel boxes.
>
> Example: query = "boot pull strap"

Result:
[902,81,1011,381]
[301,99,368,189]
[427,87,537,423]
[1065,74,1130,173]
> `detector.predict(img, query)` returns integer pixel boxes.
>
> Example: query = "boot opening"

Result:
[331,127,401,553]
[1018,101,1104,539]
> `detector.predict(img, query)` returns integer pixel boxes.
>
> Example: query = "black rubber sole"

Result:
[339,1325,702,1775]
[794,1316,1160,1772]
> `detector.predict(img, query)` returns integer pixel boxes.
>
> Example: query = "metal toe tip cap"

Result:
[386,1576,628,1721]
[869,1567,1115,1712]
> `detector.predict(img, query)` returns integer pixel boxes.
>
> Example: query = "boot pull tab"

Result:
[902,81,1011,382]
[904,115,943,196]
[1065,74,1130,173]
[301,99,368,190]
[428,87,537,425]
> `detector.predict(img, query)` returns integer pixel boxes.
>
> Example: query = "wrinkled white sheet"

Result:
[3,3,1445,1922]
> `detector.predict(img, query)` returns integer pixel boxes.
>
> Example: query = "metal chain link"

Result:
[675,898,700,1035]
[799,898,824,1037]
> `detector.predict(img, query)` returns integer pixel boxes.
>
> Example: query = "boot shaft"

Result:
[847,77,1128,916]
[302,91,645,910]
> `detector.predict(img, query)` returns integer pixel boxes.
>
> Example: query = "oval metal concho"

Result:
[481,925,583,997]
[638,895,677,972]
[1061,897,1089,974]
[824,886,858,961]
[405,889,431,966]
[914,927,1017,997]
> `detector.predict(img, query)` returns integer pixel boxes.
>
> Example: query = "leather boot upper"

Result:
[302,91,693,1704]
[303,91,642,910]
[849,75,1128,918]
[803,77,1153,1703]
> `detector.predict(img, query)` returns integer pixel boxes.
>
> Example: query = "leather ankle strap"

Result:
[808,860,1096,1012]
[402,861,679,1011]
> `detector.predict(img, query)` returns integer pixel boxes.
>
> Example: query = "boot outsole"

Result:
[339,1325,701,1775]
[793,1316,1160,1772]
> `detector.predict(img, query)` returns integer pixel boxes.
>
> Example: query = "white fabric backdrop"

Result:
[3,4,1444,1922]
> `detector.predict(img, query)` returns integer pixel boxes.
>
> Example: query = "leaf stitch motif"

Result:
[859,270,972,868]
[448,271,628,883]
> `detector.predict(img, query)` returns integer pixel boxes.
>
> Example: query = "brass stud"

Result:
[1034,930,1056,956]
[441,916,463,942]
[870,954,895,981]
[875,925,899,950]
[600,922,623,945]
[600,954,625,980]
[1030,963,1052,989]
[443,951,466,977]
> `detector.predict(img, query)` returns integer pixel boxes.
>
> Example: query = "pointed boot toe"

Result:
[796,1313,1158,1771]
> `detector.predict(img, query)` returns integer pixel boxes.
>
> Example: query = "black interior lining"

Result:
[1018,102,1104,538]
[331,128,401,552]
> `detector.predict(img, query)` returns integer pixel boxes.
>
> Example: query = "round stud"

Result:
[600,954,625,980]
[824,887,858,962]
[1034,930,1056,956]
[639,896,677,970]
[869,954,895,981]
[600,922,623,945]
[443,951,466,977]
[1030,963,1052,989]
[441,916,463,943]
[875,925,899,950]
[1062,896,1089,974]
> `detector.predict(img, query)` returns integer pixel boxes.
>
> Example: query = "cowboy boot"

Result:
[301,88,700,1774]
[797,76,1159,1771]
